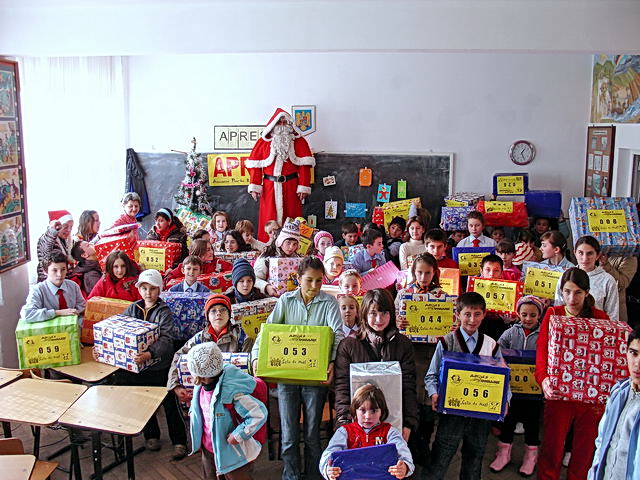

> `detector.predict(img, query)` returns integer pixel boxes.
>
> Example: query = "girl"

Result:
[165,239,232,283]
[108,192,141,231]
[338,295,360,339]
[222,230,252,253]
[146,208,188,265]
[513,230,542,266]
[209,210,230,244]
[312,231,334,260]
[540,230,575,269]
[88,250,141,301]
[254,224,301,297]
[192,229,211,243]
[532,217,552,246]
[399,216,427,271]
[491,226,506,244]
[338,269,364,297]
[235,220,267,252]
[536,267,610,480]
[187,342,267,480]
[75,210,100,242]
[335,289,417,442]
[319,384,414,479]
[490,295,545,476]
[323,246,345,285]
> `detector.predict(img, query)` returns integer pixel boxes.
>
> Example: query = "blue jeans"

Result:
[277,384,327,480]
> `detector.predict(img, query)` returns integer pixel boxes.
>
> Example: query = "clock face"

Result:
[509,140,535,165]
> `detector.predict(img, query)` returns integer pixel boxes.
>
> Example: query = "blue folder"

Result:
[330,443,397,480]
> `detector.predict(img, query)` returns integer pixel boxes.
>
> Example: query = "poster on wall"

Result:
[591,55,640,123]
[0,59,29,273]
[584,126,615,198]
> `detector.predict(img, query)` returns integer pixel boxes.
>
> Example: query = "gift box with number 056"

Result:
[16,315,81,369]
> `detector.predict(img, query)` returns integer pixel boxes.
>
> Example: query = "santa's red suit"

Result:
[246,108,315,242]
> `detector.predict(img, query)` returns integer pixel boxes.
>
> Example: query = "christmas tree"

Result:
[174,138,213,216]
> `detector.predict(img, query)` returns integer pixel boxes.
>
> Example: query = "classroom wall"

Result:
[0,265,28,368]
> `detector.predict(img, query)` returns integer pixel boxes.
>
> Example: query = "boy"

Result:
[425,229,458,269]
[490,226,506,244]
[386,216,406,267]
[351,229,387,274]
[456,212,496,248]
[236,219,267,252]
[69,240,102,296]
[425,292,510,480]
[335,221,361,248]
[532,217,551,246]
[496,240,521,281]
[168,255,209,292]
[264,220,280,245]
[21,252,86,323]
[480,254,504,280]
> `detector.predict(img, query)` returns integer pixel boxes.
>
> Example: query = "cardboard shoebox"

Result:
[440,206,476,231]
[177,352,250,388]
[82,297,133,344]
[231,297,278,340]
[437,351,509,421]
[350,361,403,431]
[255,323,333,384]
[361,261,400,290]
[525,190,562,218]
[330,444,398,480]
[547,316,631,404]
[397,292,458,343]
[444,192,484,207]
[135,240,183,273]
[93,314,159,373]
[160,292,209,341]
[268,257,303,296]
[195,272,233,292]
[502,349,542,398]
[16,315,81,369]
[94,233,137,269]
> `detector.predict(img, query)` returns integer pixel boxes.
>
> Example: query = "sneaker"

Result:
[562,452,571,468]
[514,422,525,434]
[172,444,188,460]
[145,438,161,451]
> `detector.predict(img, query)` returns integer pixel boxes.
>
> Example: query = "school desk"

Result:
[0,454,35,480]
[0,369,23,388]
[50,347,118,383]
[59,385,167,480]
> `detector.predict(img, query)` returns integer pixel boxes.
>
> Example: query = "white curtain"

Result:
[18,56,128,282]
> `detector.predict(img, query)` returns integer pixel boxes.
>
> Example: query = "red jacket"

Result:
[437,257,459,269]
[342,421,392,449]
[88,275,142,302]
[535,305,610,385]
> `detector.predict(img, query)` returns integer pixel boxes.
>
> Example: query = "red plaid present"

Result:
[166,272,233,293]
[136,240,182,273]
[548,316,631,404]
[82,297,132,344]
[95,233,137,269]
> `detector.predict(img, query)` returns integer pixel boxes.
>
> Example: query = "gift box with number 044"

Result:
[569,197,640,256]
[231,298,278,340]
[350,361,403,431]
[547,316,631,404]
[82,297,133,344]
[256,323,333,383]
[397,293,458,343]
[16,315,81,369]
[160,292,209,341]
[178,352,250,388]
[268,257,303,296]
[136,240,183,273]
[437,351,510,421]
[330,443,398,480]
[502,349,542,398]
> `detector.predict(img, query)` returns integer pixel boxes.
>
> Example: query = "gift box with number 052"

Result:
[502,349,542,398]
[82,297,133,344]
[231,298,278,340]
[160,292,209,341]
[16,315,81,369]
[397,292,458,343]
[136,240,183,273]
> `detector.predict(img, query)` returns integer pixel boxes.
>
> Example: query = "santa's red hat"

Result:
[48,210,73,224]
[261,108,304,140]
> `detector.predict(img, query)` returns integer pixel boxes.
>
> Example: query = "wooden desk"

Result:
[59,385,167,480]
[0,370,22,388]
[0,454,35,480]
[51,348,118,383]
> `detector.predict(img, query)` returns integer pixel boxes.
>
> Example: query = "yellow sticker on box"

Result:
[523,268,562,299]
[138,247,166,271]
[496,175,524,195]
[241,312,270,340]
[458,253,486,276]
[23,333,72,366]
[267,331,321,370]
[444,368,505,414]
[472,278,518,312]
[485,201,513,213]
[446,200,467,207]
[587,209,628,233]
[439,278,456,295]
[405,301,454,337]
[509,363,541,395]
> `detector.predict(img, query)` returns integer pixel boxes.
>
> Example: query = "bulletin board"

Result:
[584,126,615,197]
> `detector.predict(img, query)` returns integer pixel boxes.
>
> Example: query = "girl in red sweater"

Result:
[88,251,141,301]
[536,267,609,480]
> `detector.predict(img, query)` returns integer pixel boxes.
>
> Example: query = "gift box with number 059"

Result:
[16,315,81,369]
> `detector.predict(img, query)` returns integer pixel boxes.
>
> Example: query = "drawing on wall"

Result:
[0,121,18,166]
[0,214,26,267]
[591,55,640,123]
[0,70,16,118]
[0,168,21,216]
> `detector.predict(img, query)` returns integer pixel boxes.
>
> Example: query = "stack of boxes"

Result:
[230,297,278,340]
[82,297,133,344]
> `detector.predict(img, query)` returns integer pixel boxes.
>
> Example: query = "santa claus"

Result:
[246,108,315,242]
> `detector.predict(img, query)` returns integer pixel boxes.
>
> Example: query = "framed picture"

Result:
[291,105,316,135]
[584,126,615,197]
[0,59,29,273]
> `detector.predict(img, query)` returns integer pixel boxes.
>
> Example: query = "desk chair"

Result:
[0,438,58,480]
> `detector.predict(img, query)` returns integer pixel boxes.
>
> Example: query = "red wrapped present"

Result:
[477,200,529,228]
[166,271,233,293]
[82,297,133,344]
[136,240,182,273]
[95,233,137,269]
[548,316,631,404]
[467,277,523,314]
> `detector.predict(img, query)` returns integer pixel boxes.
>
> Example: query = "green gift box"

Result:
[256,323,333,384]
[15,315,81,369]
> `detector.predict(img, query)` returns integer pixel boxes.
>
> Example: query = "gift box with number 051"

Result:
[82,297,133,344]
[502,349,542,399]
[160,292,209,341]
[16,315,81,369]
[231,298,278,340]
[397,293,458,343]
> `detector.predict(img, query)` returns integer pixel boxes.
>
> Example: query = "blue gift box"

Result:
[437,351,509,421]
[502,349,542,399]
[160,292,209,340]
[330,443,397,480]
[492,172,529,196]
[440,206,475,231]
[525,190,562,218]
[452,247,496,263]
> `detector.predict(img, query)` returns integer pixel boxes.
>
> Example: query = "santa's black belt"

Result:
[264,173,298,183]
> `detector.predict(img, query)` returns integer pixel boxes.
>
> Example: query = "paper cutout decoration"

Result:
[345,203,367,218]
[359,168,372,187]
[307,215,317,228]
[322,175,336,186]
[325,201,337,220]
[397,179,407,199]
[372,206,384,225]
[377,183,391,203]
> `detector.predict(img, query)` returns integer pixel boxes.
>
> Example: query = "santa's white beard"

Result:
[271,124,294,160]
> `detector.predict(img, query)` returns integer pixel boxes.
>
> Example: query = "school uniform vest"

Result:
[439,330,499,357]
[343,421,392,449]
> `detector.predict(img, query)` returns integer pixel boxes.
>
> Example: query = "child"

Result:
[263,220,280,245]
[335,221,361,248]
[337,295,360,338]
[540,230,575,269]
[456,212,496,248]
[480,253,504,279]
[338,269,363,296]
[224,258,267,303]
[513,230,542,266]
[36,210,75,282]
[313,230,334,260]
[21,252,86,323]
[536,268,609,480]
[235,220,267,252]
[588,327,640,480]
[532,217,552,246]
[323,246,345,285]
[75,210,100,242]
[69,240,102,296]
[254,221,302,297]
[209,210,230,244]
[146,208,188,265]
[496,240,521,281]
[490,295,545,476]
[165,239,232,283]
[193,229,211,243]
[108,192,141,230]
[221,230,252,253]
[491,226,506,244]
[167,255,210,293]
[425,292,510,480]
[599,253,638,324]
[186,342,267,480]
[399,216,427,271]
[251,256,344,480]
[352,229,387,274]
[425,228,458,269]
[320,384,414,479]
[386,216,406,267]
[88,251,141,301]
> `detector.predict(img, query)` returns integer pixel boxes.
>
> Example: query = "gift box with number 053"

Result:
[476,200,529,228]
[547,316,631,404]
[136,240,183,273]
[437,351,510,421]
[231,298,278,340]
[16,315,81,369]
[397,293,458,343]
[178,352,250,388]
[467,277,523,315]
[502,349,541,398]
[82,297,133,344]
[569,197,640,256]
[350,361,403,431]
[268,257,303,296]
[94,233,137,269]
[256,323,333,383]
[330,443,398,480]
[160,292,209,341]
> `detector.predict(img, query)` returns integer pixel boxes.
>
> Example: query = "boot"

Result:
[519,445,538,477]
[489,441,512,473]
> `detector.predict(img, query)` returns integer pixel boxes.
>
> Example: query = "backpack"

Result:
[223,376,268,444]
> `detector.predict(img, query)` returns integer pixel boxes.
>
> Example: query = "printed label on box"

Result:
[445,200,467,207]
[458,253,486,276]
[444,369,505,414]
[509,363,541,395]
[485,201,514,213]
[267,332,321,370]
[472,279,518,312]
[523,267,562,299]
[23,333,72,366]
[242,312,270,339]
[587,209,628,233]
[439,278,455,295]
[405,301,454,337]
[138,247,166,271]
[496,175,524,195]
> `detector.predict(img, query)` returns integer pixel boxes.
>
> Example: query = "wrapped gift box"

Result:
[452,247,496,277]
[437,351,509,421]
[569,197,640,256]
[176,206,212,237]
[492,173,529,196]
[444,192,484,207]
[16,315,81,369]
[95,233,137,269]
[350,361,403,431]
[268,257,303,296]
[467,277,523,314]
[178,352,250,388]
[101,223,139,237]
[440,206,475,231]
[340,244,365,263]
[502,349,542,398]
[93,314,159,373]
[195,272,233,292]
[330,443,398,480]
[256,323,333,383]
[82,297,133,344]
[214,251,259,263]
[397,293,458,343]
[547,316,631,404]
[361,261,400,291]
[525,190,562,218]
[160,292,209,340]
[231,298,278,340]
[136,240,183,273]
[477,200,529,228]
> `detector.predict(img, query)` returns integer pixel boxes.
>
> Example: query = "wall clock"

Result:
[509,140,536,165]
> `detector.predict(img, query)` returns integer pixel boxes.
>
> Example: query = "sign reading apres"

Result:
[214,125,263,150]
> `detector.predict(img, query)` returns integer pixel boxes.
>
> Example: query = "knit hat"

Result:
[314,231,334,249]
[276,220,302,248]
[187,342,224,378]
[513,242,535,266]
[135,269,163,290]
[516,295,546,317]
[323,246,344,263]
[204,293,232,316]
[232,258,255,288]
[48,210,73,224]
